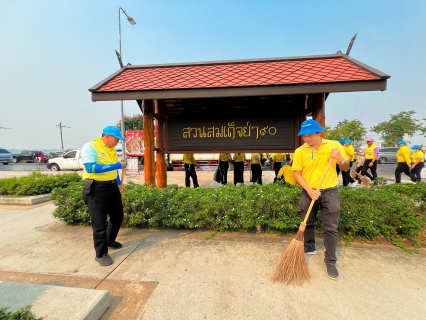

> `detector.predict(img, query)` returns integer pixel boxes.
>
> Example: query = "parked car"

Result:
[12,150,38,163]
[46,149,83,171]
[0,148,13,165]
[377,147,399,164]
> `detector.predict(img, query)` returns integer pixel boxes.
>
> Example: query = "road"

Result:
[0,162,399,181]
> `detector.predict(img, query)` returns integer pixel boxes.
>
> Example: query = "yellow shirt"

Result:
[277,165,297,185]
[292,139,345,189]
[365,143,377,160]
[345,145,355,161]
[251,153,261,164]
[83,137,118,181]
[272,153,286,162]
[233,153,246,162]
[412,150,425,163]
[183,154,196,164]
[396,146,411,163]
[219,153,231,162]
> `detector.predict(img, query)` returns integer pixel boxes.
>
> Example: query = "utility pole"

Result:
[56,122,70,151]
[0,126,11,146]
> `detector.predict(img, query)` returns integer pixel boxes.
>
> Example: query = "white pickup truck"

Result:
[47,149,84,171]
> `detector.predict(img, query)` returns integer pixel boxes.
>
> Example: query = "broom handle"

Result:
[302,158,333,225]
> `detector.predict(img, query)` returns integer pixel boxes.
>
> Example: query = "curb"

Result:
[0,194,51,205]
[0,281,109,320]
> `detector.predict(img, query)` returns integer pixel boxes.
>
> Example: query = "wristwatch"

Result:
[340,160,347,165]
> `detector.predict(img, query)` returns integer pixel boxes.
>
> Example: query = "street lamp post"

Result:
[118,7,136,159]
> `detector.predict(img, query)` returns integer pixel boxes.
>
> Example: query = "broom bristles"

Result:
[271,234,310,286]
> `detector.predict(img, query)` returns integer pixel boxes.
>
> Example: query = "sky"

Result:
[1,0,426,150]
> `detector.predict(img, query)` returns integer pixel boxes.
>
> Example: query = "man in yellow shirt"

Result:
[271,152,286,179]
[342,139,356,186]
[275,161,297,185]
[81,126,127,266]
[410,145,425,182]
[292,119,348,280]
[250,153,263,184]
[183,153,199,188]
[218,153,231,185]
[233,153,246,185]
[361,137,379,180]
[395,141,416,183]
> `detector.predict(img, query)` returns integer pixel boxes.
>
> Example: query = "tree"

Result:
[370,110,426,147]
[116,113,143,131]
[325,119,367,146]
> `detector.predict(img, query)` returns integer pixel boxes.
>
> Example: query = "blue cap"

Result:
[102,126,125,141]
[396,140,405,146]
[345,139,352,144]
[297,119,325,136]
[281,161,287,166]
[411,144,421,150]
[338,139,345,144]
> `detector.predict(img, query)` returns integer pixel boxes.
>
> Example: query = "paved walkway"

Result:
[1,169,425,319]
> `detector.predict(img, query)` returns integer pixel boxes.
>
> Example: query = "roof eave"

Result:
[91,79,388,102]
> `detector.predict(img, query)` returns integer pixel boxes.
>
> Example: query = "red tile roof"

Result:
[92,55,388,93]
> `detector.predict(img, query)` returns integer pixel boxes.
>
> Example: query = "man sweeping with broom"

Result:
[272,119,348,284]
[292,119,348,280]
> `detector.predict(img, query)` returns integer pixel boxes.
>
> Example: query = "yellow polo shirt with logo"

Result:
[292,139,345,189]
[183,154,196,164]
[396,146,411,164]
[412,150,425,163]
[345,145,355,161]
[251,153,261,164]
[82,137,118,181]
[234,153,246,162]
[272,153,286,162]
[219,153,231,162]
[365,143,377,160]
[277,165,297,185]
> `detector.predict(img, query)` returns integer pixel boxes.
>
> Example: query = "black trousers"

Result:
[411,162,424,182]
[83,181,123,258]
[273,162,281,178]
[233,161,244,185]
[300,188,340,265]
[250,164,262,184]
[219,160,229,185]
[184,163,199,188]
[395,162,415,183]
[342,161,356,186]
[361,159,378,180]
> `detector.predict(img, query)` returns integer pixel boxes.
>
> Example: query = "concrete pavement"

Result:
[1,169,426,319]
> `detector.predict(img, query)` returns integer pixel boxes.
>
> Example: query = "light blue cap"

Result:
[411,144,421,150]
[396,140,405,146]
[102,126,125,141]
[345,139,352,143]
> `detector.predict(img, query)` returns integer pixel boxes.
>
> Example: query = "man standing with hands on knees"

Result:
[292,119,348,280]
[81,126,127,267]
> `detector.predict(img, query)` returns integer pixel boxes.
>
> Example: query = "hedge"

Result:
[50,181,426,249]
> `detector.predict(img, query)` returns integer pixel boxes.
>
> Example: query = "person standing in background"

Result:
[271,152,286,179]
[233,152,246,185]
[410,145,425,182]
[183,153,199,188]
[361,137,379,181]
[81,126,127,267]
[342,139,356,186]
[395,141,416,183]
[218,153,231,185]
[250,153,263,184]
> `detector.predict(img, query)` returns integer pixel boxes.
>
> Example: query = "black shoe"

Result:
[326,264,339,280]
[95,254,113,266]
[108,241,122,249]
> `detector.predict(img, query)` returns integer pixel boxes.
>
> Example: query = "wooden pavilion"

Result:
[89,53,390,187]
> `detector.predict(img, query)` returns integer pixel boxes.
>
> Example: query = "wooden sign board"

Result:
[166,116,294,152]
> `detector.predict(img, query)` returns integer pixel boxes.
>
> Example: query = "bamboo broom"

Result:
[349,168,371,187]
[271,158,333,286]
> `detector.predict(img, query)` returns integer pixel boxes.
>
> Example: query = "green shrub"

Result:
[0,306,42,319]
[49,180,426,248]
[0,171,81,196]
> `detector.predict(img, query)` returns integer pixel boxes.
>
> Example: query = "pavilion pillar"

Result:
[143,100,156,185]
[155,100,167,188]
[313,93,326,138]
